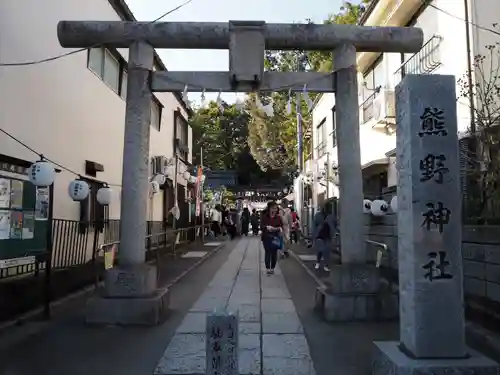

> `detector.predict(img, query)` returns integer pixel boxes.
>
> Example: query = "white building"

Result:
[306,0,498,206]
[0,0,192,229]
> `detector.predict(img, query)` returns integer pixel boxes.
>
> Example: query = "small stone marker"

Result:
[396,74,466,358]
[206,310,238,375]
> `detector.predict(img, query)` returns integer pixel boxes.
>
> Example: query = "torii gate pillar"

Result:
[57,20,424,325]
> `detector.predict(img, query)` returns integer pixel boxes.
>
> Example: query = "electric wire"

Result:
[0,128,122,187]
[0,0,193,67]
[1,0,499,67]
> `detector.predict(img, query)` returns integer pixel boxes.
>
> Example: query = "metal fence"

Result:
[0,218,209,322]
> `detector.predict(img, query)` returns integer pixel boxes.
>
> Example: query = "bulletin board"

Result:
[0,175,49,260]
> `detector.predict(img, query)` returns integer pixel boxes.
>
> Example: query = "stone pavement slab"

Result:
[0,239,236,375]
[154,237,316,375]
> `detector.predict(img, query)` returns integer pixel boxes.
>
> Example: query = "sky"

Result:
[126,0,340,103]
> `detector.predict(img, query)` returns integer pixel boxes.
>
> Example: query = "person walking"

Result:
[241,207,250,236]
[279,206,292,258]
[250,209,260,235]
[260,201,283,274]
[290,207,300,244]
[312,206,338,272]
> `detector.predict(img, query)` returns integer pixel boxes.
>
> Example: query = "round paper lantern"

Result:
[183,171,191,181]
[29,161,55,187]
[170,205,180,220]
[96,187,112,205]
[68,180,90,201]
[150,180,160,195]
[189,175,197,184]
[363,199,372,214]
[152,174,166,186]
[390,195,398,213]
[371,199,389,216]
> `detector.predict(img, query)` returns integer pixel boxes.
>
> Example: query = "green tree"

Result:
[249,0,370,171]
[308,0,371,72]
[190,101,249,169]
[190,100,291,186]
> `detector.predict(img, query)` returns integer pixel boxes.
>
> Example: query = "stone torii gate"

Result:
[57,20,423,325]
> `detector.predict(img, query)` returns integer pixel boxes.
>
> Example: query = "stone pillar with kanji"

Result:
[372,74,498,374]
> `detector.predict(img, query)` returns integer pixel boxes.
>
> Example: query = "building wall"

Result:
[0,0,189,222]
[364,213,500,330]
[469,0,500,125]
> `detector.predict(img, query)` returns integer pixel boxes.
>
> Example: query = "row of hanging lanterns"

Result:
[29,160,114,205]
[363,196,398,217]
[30,159,206,205]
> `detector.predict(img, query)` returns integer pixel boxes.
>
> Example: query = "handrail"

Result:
[98,224,210,251]
[365,239,389,268]
[365,239,388,251]
[393,35,443,77]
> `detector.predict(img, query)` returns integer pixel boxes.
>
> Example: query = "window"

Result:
[175,111,189,160]
[363,56,384,97]
[88,48,104,76]
[330,107,337,148]
[87,47,127,98]
[316,118,327,157]
[103,50,120,92]
[151,98,162,131]
[120,71,128,99]
[361,57,384,123]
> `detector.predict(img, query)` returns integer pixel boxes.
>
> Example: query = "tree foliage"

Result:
[308,0,371,72]
[190,101,287,186]
[459,27,500,222]
[190,1,370,186]
[248,0,370,172]
[190,101,249,170]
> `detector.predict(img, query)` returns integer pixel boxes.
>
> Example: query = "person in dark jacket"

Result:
[250,209,260,235]
[241,207,250,236]
[313,206,338,272]
[260,201,282,274]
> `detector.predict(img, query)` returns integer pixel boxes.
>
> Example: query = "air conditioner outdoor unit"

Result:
[372,89,396,129]
[151,156,169,176]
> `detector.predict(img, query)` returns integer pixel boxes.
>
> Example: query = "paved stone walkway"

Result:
[154,237,316,375]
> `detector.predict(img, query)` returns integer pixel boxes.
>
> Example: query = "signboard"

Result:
[0,165,50,261]
[0,255,36,269]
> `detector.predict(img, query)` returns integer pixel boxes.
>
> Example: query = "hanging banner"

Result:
[104,244,116,270]
[195,166,203,217]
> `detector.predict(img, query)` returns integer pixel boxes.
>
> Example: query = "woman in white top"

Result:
[279,207,292,257]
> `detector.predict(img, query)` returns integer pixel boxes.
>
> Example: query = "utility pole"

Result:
[296,54,304,172]
[326,152,330,201]
[200,147,205,243]
[296,52,305,217]
[172,151,179,256]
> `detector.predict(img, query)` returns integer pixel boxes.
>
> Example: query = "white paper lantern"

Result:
[189,175,197,184]
[363,199,372,214]
[96,187,112,205]
[371,199,389,216]
[29,161,56,187]
[183,171,191,181]
[150,181,160,195]
[390,195,398,213]
[68,180,90,201]
[170,205,180,220]
[152,174,166,186]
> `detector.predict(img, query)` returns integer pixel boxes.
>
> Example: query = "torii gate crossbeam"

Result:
[57,20,423,325]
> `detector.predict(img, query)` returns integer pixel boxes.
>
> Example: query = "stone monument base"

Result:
[314,264,398,321]
[372,341,499,375]
[85,264,170,326]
